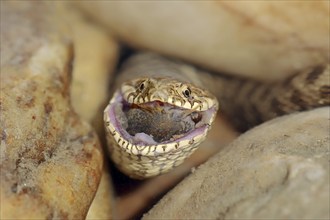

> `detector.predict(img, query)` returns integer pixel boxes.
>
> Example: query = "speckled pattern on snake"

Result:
[104,52,329,179]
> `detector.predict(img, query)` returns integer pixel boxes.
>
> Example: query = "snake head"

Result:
[104,77,218,179]
[121,77,217,111]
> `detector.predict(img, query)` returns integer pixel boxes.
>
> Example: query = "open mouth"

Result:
[106,91,217,146]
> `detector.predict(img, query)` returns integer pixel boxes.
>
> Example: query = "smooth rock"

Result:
[76,1,329,81]
[68,3,119,130]
[144,107,330,219]
[86,166,114,220]
[0,2,103,219]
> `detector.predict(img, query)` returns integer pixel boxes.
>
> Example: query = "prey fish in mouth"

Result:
[104,77,218,179]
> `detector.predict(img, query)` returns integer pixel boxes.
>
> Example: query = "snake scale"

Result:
[104,52,329,179]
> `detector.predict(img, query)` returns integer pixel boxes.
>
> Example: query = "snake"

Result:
[104,52,329,179]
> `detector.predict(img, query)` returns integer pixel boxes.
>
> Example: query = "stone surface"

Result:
[0,2,103,219]
[76,1,329,81]
[63,3,120,218]
[144,107,330,219]
[86,166,114,220]
[68,3,119,131]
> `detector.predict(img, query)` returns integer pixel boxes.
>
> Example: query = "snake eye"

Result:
[183,88,191,98]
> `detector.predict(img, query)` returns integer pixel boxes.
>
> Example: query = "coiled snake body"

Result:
[104,52,329,179]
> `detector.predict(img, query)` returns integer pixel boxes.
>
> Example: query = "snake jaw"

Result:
[104,78,218,179]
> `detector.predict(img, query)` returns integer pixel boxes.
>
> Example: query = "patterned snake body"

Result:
[104,53,329,179]
[202,64,330,131]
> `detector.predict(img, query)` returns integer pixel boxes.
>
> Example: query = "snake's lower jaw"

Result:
[104,91,218,179]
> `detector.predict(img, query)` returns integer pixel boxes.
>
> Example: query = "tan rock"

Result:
[0,1,103,219]
[86,166,114,220]
[62,3,120,218]
[68,4,119,130]
[76,1,329,81]
[144,107,330,219]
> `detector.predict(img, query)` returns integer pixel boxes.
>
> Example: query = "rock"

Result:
[0,2,103,219]
[63,3,120,219]
[75,1,329,81]
[143,107,330,219]
[68,3,119,131]
[86,166,114,220]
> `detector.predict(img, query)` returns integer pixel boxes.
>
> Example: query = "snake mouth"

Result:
[106,91,217,146]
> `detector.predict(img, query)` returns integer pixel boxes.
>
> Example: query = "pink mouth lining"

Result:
[107,91,215,146]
